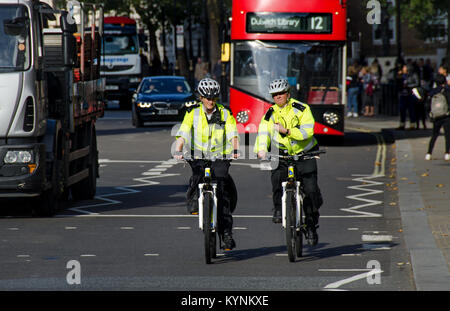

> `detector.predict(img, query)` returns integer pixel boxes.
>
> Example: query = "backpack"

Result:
[430,89,449,119]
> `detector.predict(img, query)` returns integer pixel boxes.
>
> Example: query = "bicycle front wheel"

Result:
[203,192,215,264]
[285,190,296,262]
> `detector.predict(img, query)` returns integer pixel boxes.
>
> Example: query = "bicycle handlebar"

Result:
[261,150,326,162]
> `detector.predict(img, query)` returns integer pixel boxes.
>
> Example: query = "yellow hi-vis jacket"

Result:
[176,102,239,156]
[254,98,317,155]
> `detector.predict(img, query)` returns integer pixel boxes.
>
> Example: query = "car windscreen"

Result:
[139,79,192,95]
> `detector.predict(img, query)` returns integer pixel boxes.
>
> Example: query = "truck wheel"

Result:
[33,189,59,217]
[71,126,98,200]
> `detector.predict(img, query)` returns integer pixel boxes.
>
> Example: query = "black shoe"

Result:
[186,200,198,215]
[306,226,318,246]
[272,209,282,224]
[222,232,236,251]
[396,126,405,130]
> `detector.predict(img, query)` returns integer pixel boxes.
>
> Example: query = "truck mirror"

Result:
[60,12,77,67]
[3,17,27,36]
[60,11,77,34]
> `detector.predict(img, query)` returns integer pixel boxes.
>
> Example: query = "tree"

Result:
[400,0,450,65]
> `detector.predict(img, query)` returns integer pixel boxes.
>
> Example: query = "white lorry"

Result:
[0,0,105,216]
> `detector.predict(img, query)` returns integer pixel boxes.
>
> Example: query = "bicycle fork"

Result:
[281,181,303,229]
[198,184,218,231]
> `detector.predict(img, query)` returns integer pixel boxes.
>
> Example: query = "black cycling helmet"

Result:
[197,78,220,98]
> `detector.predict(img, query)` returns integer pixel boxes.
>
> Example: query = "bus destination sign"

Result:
[246,12,332,34]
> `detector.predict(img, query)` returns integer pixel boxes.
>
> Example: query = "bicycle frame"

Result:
[198,174,218,231]
[281,180,303,229]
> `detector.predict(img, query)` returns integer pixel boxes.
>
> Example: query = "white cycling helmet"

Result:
[197,78,220,98]
[269,78,290,94]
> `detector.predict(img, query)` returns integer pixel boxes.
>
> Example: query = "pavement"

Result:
[345,114,450,290]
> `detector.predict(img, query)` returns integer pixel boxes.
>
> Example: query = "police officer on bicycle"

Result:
[254,78,323,245]
[173,78,240,250]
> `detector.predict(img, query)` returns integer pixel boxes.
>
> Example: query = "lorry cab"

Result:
[0,0,105,216]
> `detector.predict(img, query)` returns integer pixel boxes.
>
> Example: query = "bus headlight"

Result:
[323,111,339,125]
[236,110,249,124]
[4,150,33,164]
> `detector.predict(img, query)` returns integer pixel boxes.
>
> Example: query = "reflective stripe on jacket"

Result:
[254,98,317,155]
[176,103,239,156]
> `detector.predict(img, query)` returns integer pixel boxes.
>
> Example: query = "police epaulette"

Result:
[292,102,306,112]
[264,106,274,121]
[185,101,200,112]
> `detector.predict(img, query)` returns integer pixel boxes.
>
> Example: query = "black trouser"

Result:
[186,159,236,235]
[271,157,323,228]
[399,94,417,124]
[427,117,450,154]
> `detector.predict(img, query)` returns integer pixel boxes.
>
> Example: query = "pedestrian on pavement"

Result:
[254,78,323,246]
[173,78,240,250]
[397,64,419,130]
[360,66,375,117]
[370,60,382,116]
[425,74,450,161]
[346,61,360,117]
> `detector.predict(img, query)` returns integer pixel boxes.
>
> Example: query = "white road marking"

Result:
[99,159,163,164]
[65,227,77,230]
[347,228,359,231]
[361,235,393,242]
[341,174,383,217]
[17,255,30,258]
[177,226,192,230]
[144,253,160,257]
[323,269,383,289]
[120,227,135,230]
[80,254,96,257]
[362,244,391,250]
[319,269,373,272]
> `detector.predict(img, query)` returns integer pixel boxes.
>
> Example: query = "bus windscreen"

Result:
[232,41,342,104]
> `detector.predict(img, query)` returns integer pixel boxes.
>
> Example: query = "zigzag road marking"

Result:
[67,159,180,214]
[340,174,384,218]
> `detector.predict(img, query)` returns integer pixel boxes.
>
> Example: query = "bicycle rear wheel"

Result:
[203,192,215,264]
[285,190,296,262]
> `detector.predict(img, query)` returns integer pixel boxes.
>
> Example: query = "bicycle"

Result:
[177,154,232,264]
[263,150,325,262]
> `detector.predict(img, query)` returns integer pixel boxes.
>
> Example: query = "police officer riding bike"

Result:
[174,78,240,251]
[255,79,324,246]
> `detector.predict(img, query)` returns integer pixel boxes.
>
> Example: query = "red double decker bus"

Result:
[229,0,347,137]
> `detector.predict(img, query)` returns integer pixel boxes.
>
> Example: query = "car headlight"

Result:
[323,111,339,125]
[137,102,152,108]
[129,77,141,83]
[4,150,33,164]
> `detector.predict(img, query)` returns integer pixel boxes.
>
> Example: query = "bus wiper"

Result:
[254,40,296,51]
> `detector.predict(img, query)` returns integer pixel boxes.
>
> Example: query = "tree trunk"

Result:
[447,8,450,65]
[207,0,220,75]
[147,24,162,75]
